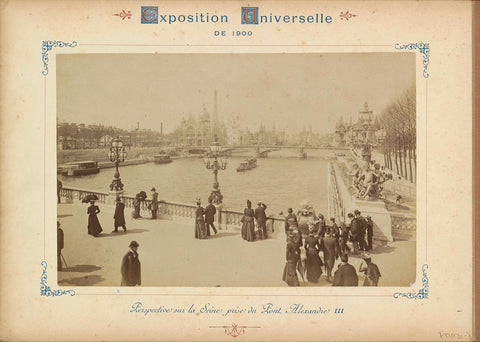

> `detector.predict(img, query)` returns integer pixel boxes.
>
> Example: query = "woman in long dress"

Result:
[304,227,323,282]
[194,200,206,239]
[87,200,103,236]
[282,241,300,286]
[242,200,255,242]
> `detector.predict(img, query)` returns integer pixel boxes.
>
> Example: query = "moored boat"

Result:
[57,161,100,176]
[153,154,173,164]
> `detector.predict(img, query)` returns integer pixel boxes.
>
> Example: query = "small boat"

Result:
[57,161,100,176]
[236,158,257,172]
[153,154,172,164]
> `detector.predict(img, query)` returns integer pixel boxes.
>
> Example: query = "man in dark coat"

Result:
[321,227,339,283]
[354,210,368,251]
[349,211,363,253]
[57,221,64,270]
[333,253,358,286]
[113,197,126,232]
[150,188,158,219]
[121,241,141,286]
[254,202,268,239]
[284,208,298,234]
[365,216,374,251]
[204,198,217,236]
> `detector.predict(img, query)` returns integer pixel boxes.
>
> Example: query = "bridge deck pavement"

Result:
[57,203,415,287]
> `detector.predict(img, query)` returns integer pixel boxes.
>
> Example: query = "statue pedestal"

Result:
[107,190,124,205]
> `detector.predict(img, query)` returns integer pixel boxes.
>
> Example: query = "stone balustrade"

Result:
[60,187,283,234]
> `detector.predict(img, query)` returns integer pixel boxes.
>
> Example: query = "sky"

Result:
[57,53,415,134]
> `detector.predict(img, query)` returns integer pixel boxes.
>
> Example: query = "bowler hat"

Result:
[354,210,361,215]
[129,241,139,248]
[151,187,156,191]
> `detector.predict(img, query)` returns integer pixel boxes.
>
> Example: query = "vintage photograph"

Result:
[56,53,417,287]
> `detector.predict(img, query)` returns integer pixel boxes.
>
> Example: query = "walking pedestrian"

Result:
[359,253,381,286]
[113,197,126,232]
[321,227,338,283]
[57,221,64,270]
[121,241,141,286]
[282,240,301,286]
[254,202,268,240]
[194,199,207,239]
[87,200,102,237]
[333,253,358,286]
[150,188,158,219]
[204,198,217,236]
[304,226,323,282]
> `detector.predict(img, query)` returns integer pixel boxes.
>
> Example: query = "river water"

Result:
[61,150,334,216]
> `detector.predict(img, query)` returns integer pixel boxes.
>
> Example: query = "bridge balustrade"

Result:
[60,187,283,233]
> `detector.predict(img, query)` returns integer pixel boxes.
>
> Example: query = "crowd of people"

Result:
[282,207,381,287]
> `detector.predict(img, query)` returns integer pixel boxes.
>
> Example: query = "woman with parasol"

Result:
[84,194,102,237]
[132,191,147,219]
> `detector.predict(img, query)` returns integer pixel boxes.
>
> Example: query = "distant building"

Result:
[174,90,228,146]
[334,102,385,147]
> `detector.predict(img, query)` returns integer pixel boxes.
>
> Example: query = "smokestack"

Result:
[160,122,163,135]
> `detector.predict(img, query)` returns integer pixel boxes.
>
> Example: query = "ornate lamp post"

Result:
[108,136,127,193]
[203,141,228,204]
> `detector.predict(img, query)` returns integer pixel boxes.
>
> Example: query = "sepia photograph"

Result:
[56,53,417,287]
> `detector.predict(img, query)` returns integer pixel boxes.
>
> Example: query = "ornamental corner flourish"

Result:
[394,42,430,78]
[40,261,76,297]
[41,40,77,76]
[393,264,429,299]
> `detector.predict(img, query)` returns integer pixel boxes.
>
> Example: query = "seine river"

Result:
[61,150,334,215]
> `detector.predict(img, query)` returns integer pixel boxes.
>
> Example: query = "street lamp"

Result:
[203,141,228,204]
[108,136,127,192]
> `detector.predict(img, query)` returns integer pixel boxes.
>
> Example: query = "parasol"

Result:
[81,194,99,203]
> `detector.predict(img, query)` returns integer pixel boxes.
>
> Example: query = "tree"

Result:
[378,85,416,183]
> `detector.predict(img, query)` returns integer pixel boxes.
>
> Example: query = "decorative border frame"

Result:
[46,41,429,303]
[393,264,429,299]
[42,40,77,76]
[40,261,76,297]
[395,42,430,78]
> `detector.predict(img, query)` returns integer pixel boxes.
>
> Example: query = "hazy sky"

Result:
[57,53,415,134]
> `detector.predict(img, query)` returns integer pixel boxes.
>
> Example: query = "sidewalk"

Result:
[57,202,416,287]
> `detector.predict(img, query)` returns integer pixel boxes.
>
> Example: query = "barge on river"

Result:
[153,154,173,164]
[236,158,257,172]
[57,161,100,176]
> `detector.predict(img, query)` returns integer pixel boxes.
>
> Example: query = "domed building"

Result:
[333,102,385,147]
